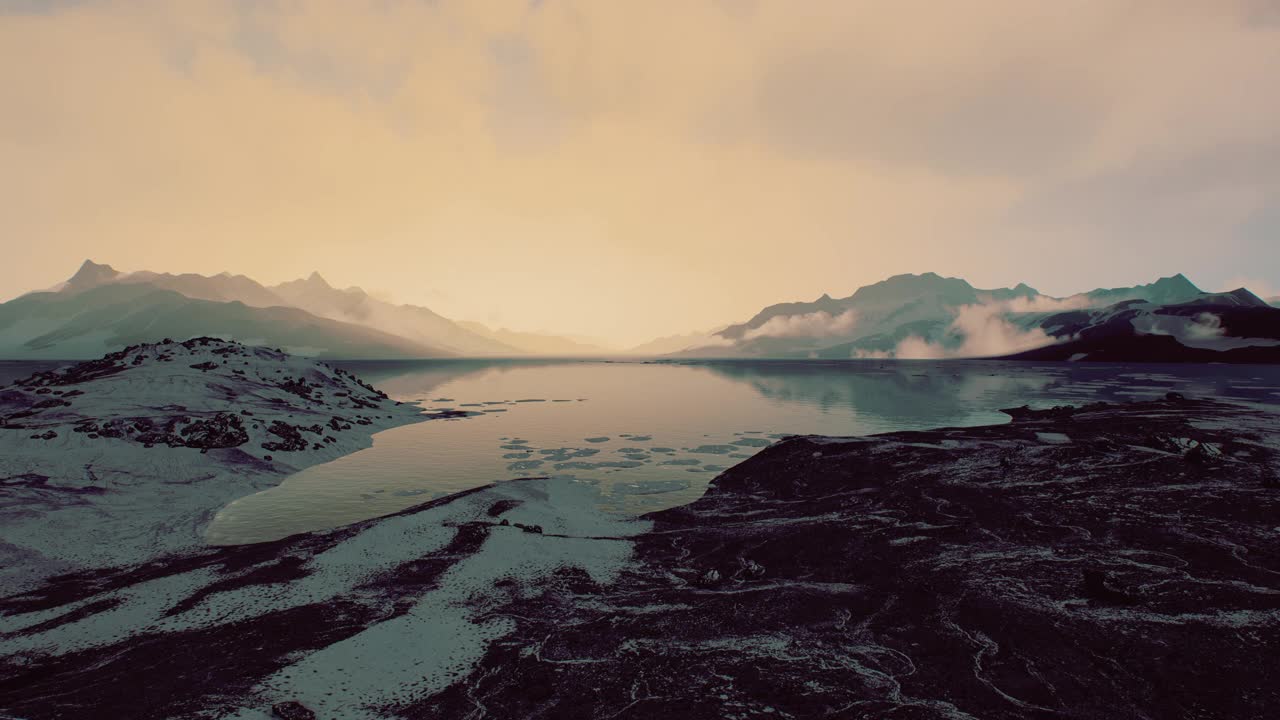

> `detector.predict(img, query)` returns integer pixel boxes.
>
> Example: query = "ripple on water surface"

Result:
[205,359,1280,545]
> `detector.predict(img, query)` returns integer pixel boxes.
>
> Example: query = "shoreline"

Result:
[1,395,1276,718]
[0,339,468,593]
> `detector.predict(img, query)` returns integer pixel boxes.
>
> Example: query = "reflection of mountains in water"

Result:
[678,359,1280,426]
[331,358,581,400]
[333,358,1280,435]
[684,360,1057,425]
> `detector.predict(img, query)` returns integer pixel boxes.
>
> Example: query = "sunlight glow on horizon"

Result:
[3,0,1278,345]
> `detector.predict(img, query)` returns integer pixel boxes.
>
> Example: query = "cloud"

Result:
[893,299,1068,358]
[743,309,858,340]
[1000,295,1095,313]
[1142,311,1226,342]
[1187,313,1226,340]
[2,1,1280,341]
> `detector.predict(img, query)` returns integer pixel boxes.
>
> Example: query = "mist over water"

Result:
[205,359,1280,545]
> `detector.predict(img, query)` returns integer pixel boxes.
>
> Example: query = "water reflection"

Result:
[207,359,1280,545]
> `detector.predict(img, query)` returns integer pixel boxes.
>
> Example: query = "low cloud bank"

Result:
[1140,312,1225,342]
[1186,312,1225,340]
[892,296,1089,359]
[743,309,859,340]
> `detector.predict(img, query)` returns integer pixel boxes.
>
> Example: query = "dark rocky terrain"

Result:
[2,395,1277,718]
[419,396,1280,719]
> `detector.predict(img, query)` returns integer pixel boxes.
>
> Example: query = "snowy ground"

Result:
[4,346,1277,719]
[0,472,646,719]
[0,338,451,592]
[0,339,651,719]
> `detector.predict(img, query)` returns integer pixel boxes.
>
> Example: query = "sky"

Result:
[2,0,1278,346]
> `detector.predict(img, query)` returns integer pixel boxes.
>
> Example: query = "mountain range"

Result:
[1,261,605,359]
[1,261,1276,361]
[673,272,1280,362]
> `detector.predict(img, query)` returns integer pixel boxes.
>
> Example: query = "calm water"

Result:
[203,359,1280,545]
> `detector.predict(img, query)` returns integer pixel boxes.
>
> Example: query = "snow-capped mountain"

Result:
[679,272,1045,357]
[1009,288,1280,362]
[674,272,1280,361]
[1078,273,1204,307]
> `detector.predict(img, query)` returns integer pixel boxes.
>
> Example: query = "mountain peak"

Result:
[856,272,972,294]
[306,271,331,288]
[1153,273,1198,290]
[66,259,120,290]
[1220,288,1269,307]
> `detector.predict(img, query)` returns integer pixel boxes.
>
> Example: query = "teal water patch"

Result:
[688,444,736,455]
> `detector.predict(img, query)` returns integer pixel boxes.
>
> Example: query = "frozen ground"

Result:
[2,346,1279,719]
[1,395,1277,719]
[0,338,458,592]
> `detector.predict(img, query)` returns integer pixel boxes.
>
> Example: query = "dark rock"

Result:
[419,399,1280,720]
[179,413,249,449]
[3,399,1273,720]
[1082,569,1138,604]
[261,421,308,452]
[271,701,316,720]
[31,398,71,409]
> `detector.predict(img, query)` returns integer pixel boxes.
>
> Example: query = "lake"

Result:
[203,359,1280,545]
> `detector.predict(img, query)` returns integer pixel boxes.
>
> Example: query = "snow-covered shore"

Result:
[0,338,459,592]
[2,396,1277,719]
[4,346,1277,719]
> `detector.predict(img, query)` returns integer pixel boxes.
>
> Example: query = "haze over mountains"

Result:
[1,261,604,359]
[673,272,1280,361]
[0,260,1276,361]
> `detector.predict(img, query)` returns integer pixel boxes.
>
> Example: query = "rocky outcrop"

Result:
[1,397,1276,719]
[0,339,471,589]
[422,397,1280,719]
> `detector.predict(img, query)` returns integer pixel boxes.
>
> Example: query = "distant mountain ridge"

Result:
[1,260,598,359]
[4,262,1275,362]
[0,283,445,360]
[269,272,519,356]
[456,321,611,356]
[675,271,1279,362]
[711,272,1046,357]
[1009,287,1280,362]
